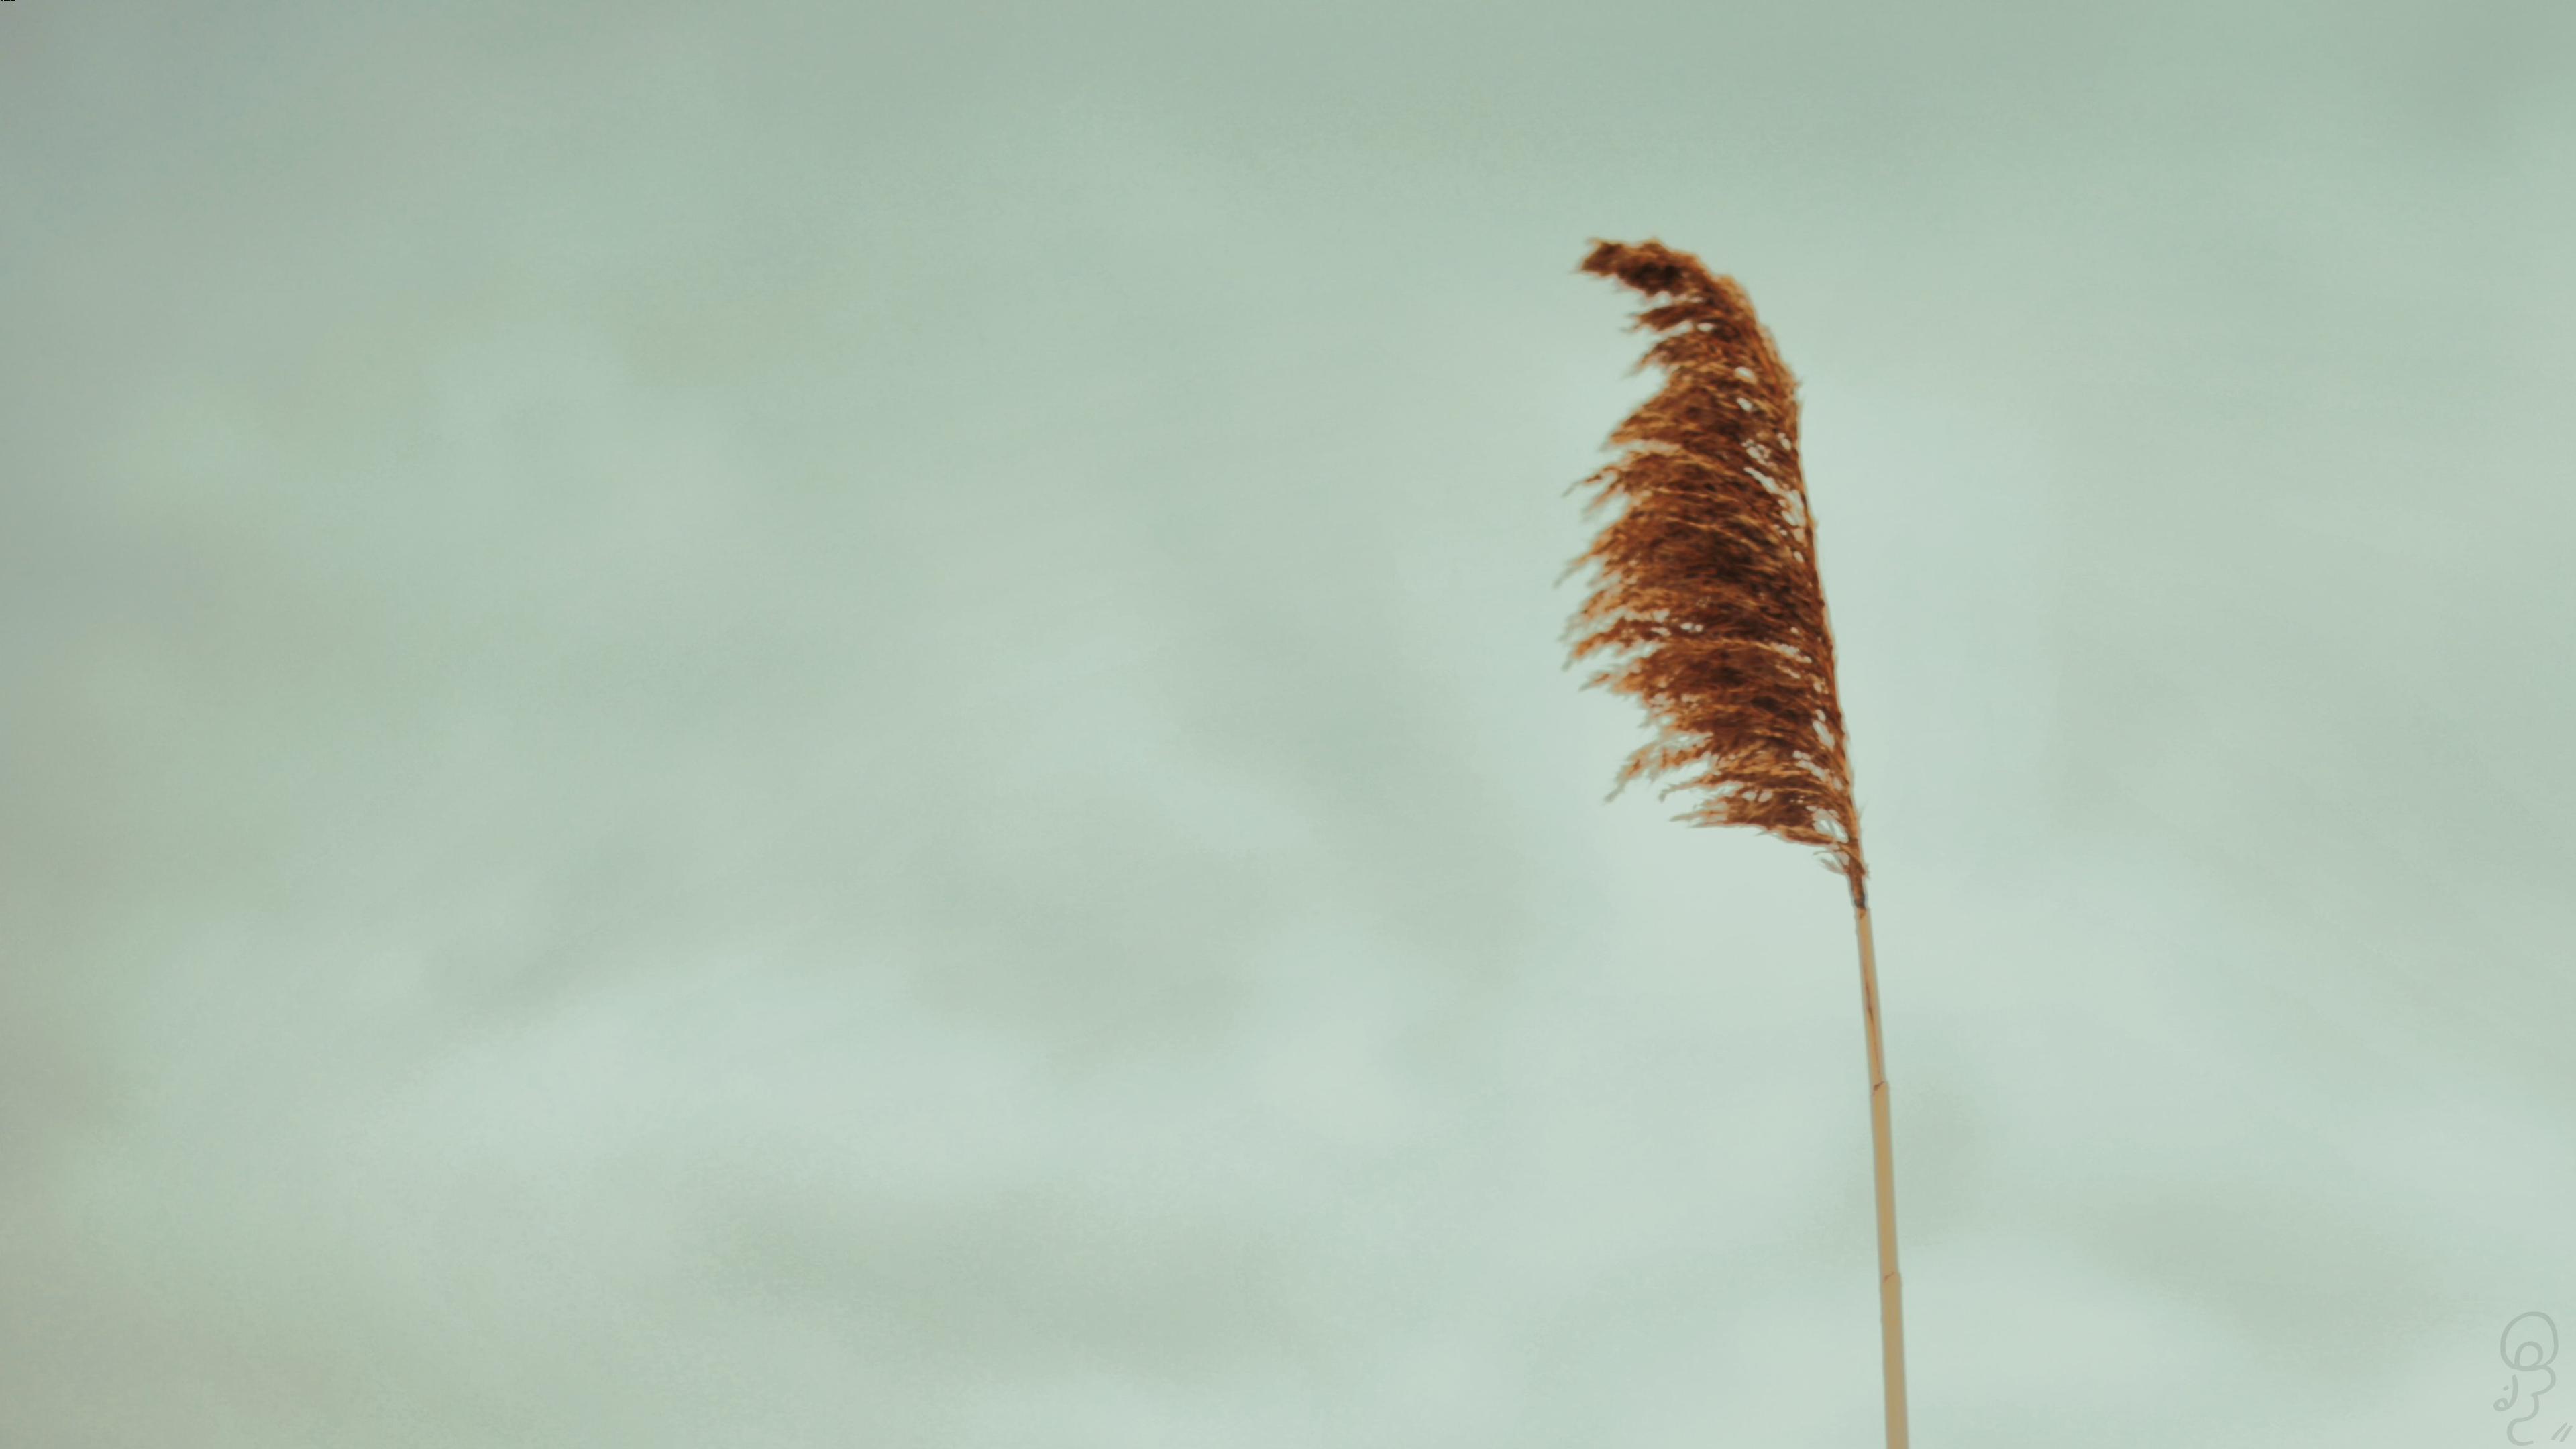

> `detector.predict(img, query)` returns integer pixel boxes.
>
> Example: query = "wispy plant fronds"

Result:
[1563,239,1867,904]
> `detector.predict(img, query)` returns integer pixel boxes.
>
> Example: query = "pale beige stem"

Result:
[1856,904,1909,1449]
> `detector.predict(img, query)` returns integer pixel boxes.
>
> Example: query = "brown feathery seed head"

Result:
[1565,239,1868,906]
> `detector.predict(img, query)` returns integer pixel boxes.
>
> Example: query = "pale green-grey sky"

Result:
[3,3,2572,1445]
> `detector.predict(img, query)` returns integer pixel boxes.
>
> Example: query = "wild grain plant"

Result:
[1562,239,1909,1448]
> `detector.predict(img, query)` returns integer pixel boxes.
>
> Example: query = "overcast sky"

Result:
[4,3,2573,1445]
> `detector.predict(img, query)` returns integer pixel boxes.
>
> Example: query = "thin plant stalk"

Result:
[1856,904,1907,1448]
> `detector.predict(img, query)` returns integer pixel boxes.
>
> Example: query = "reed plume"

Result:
[1562,238,1909,1448]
